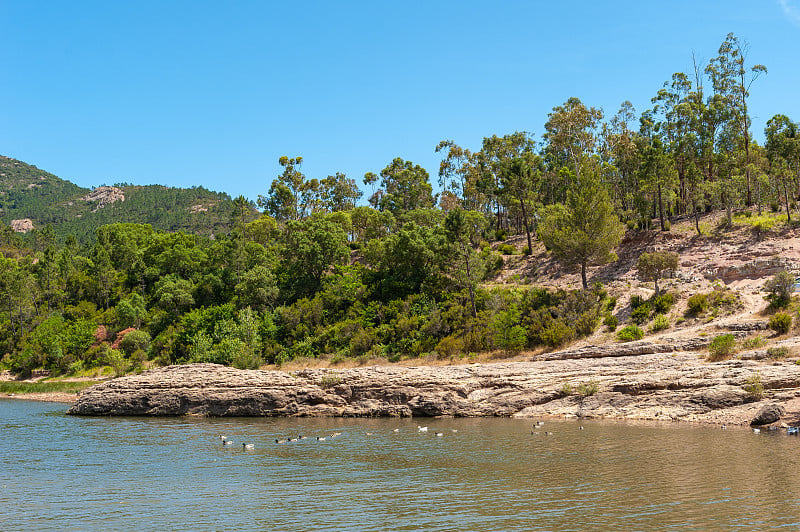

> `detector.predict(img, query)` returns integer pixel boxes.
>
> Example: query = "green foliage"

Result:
[119,330,151,357]
[636,252,679,294]
[616,325,644,342]
[576,381,599,396]
[630,303,652,325]
[497,244,516,255]
[651,293,675,314]
[743,373,765,400]
[603,314,618,331]
[707,334,736,361]
[740,335,766,349]
[687,293,709,314]
[769,312,792,334]
[650,314,670,332]
[764,271,794,308]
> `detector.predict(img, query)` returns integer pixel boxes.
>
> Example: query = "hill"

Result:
[0,155,256,242]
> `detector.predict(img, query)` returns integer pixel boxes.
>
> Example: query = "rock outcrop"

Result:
[66,352,800,425]
[10,219,33,233]
[82,186,124,211]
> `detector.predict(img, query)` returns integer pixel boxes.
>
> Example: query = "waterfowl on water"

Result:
[434,432,444,437]
[242,443,254,450]
[392,428,400,433]
[316,436,327,441]
[451,429,458,433]
[223,440,234,445]
[331,432,342,437]
[275,439,287,444]
[418,426,428,432]
[752,428,761,434]
[219,435,228,441]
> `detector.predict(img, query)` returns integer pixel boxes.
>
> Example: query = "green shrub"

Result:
[707,333,736,361]
[498,244,516,255]
[617,325,644,342]
[540,320,575,348]
[767,347,789,359]
[764,271,794,308]
[769,312,793,334]
[119,330,152,357]
[687,293,708,315]
[743,373,764,400]
[605,296,618,311]
[651,293,675,314]
[631,303,652,325]
[740,335,766,349]
[577,381,599,396]
[603,314,618,331]
[650,314,670,332]
[522,245,531,256]
[630,295,647,309]
[560,382,573,396]
[494,229,507,241]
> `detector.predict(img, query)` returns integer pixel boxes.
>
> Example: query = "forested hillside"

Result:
[0,156,254,242]
[2,33,799,379]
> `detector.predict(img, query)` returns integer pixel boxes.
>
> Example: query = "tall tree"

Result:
[538,159,624,290]
[368,158,435,216]
[259,156,306,221]
[543,97,604,180]
[706,32,767,205]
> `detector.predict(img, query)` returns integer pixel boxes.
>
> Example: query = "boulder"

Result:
[750,403,785,426]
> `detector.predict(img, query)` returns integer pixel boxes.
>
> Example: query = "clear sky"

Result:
[2,1,799,203]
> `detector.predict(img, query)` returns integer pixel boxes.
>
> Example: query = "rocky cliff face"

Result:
[66,350,800,426]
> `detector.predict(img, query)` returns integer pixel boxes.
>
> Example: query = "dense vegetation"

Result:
[0,156,252,243]
[1,33,797,376]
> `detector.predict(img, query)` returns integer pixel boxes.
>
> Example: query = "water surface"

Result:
[2,399,799,531]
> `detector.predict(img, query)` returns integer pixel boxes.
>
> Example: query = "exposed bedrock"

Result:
[67,349,800,426]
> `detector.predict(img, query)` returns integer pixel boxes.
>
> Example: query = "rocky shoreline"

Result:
[66,340,800,426]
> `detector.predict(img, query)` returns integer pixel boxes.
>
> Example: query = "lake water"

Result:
[2,399,800,531]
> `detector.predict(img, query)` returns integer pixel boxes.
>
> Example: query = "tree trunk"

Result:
[657,183,665,231]
[520,200,532,252]
[580,261,588,290]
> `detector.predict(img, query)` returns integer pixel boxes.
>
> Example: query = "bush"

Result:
[498,244,516,255]
[631,303,652,325]
[651,293,675,314]
[522,245,531,256]
[540,320,575,348]
[616,325,644,342]
[577,381,599,396]
[560,382,573,396]
[764,271,794,308]
[630,295,647,309]
[603,314,618,331]
[687,293,708,315]
[707,334,736,361]
[650,314,670,332]
[494,229,507,241]
[767,347,789,359]
[743,373,764,400]
[769,312,793,334]
[740,335,766,349]
[119,330,152,357]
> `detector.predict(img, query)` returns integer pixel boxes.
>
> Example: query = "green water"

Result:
[2,399,799,531]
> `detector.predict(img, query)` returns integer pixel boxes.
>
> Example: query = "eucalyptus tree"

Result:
[706,33,767,205]
[498,153,543,251]
[259,156,306,221]
[435,140,487,212]
[368,157,435,217]
[543,97,604,182]
[765,114,800,222]
[480,132,537,230]
[444,209,487,317]
[320,172,361,212]
[601,101,641,213]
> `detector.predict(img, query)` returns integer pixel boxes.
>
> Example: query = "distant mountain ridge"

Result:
[0,155,255,241]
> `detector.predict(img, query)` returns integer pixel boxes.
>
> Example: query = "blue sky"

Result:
[2,1,799,203]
